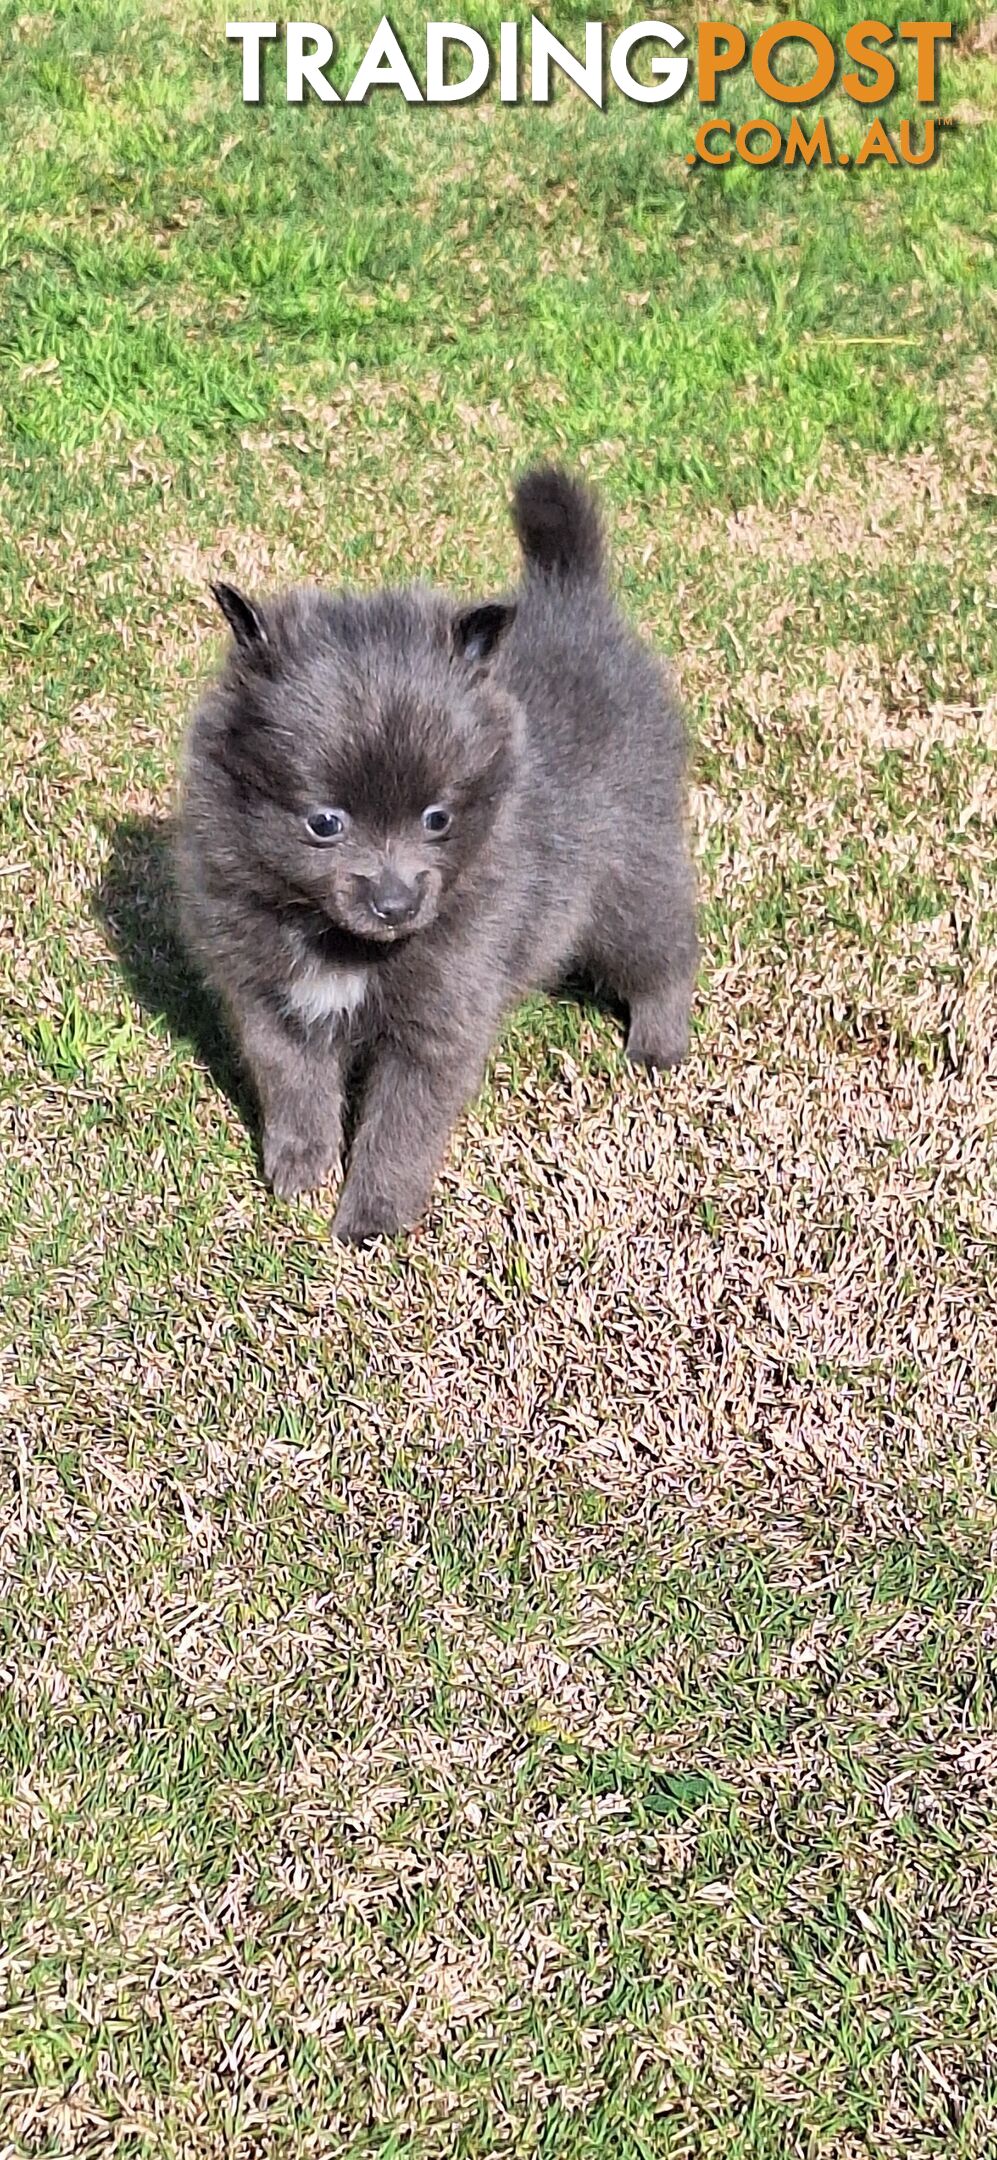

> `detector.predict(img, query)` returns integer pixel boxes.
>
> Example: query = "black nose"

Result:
[365,871,420,927]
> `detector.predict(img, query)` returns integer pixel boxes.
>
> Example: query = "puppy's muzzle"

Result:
[361,869,423,929]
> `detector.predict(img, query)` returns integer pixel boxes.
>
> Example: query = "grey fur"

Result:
[174,466,697,1243]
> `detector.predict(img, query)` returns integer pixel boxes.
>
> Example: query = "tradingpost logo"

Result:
[225,16,954,169]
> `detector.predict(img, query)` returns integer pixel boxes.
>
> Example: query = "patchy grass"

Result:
[1,2,996,2155]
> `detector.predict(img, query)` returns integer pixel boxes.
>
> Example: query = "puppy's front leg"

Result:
[331,1038,483,1244]
[233,996,345,1200]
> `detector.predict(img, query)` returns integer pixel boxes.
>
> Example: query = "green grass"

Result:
[2,1,996,2153]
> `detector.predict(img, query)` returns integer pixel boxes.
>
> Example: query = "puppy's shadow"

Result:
[94,815,253,1129]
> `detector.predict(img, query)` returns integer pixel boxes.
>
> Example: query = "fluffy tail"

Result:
[512,465,604,583]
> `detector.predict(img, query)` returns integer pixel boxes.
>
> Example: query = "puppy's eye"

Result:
[422,806,452,838]
[305,808,348,842]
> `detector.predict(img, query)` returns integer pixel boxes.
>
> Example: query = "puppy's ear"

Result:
[211,581,269,654]
[452,601,515,672]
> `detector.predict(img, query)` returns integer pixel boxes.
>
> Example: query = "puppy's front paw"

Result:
[626,989,691,1073]
[330,1184,413,1246]
[264,1126,339,1200]
[627,1029,687,1073]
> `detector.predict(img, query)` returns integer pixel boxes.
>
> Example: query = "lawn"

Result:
[1,1,996,2153]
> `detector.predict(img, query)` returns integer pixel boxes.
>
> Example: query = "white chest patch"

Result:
[283,958,369,1029]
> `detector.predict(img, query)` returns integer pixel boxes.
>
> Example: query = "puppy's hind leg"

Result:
[611,860,698,1073]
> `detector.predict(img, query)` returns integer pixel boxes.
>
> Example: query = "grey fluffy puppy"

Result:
[175,467,696,1243]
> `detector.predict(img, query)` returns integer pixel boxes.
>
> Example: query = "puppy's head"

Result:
[201,581,520,944]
